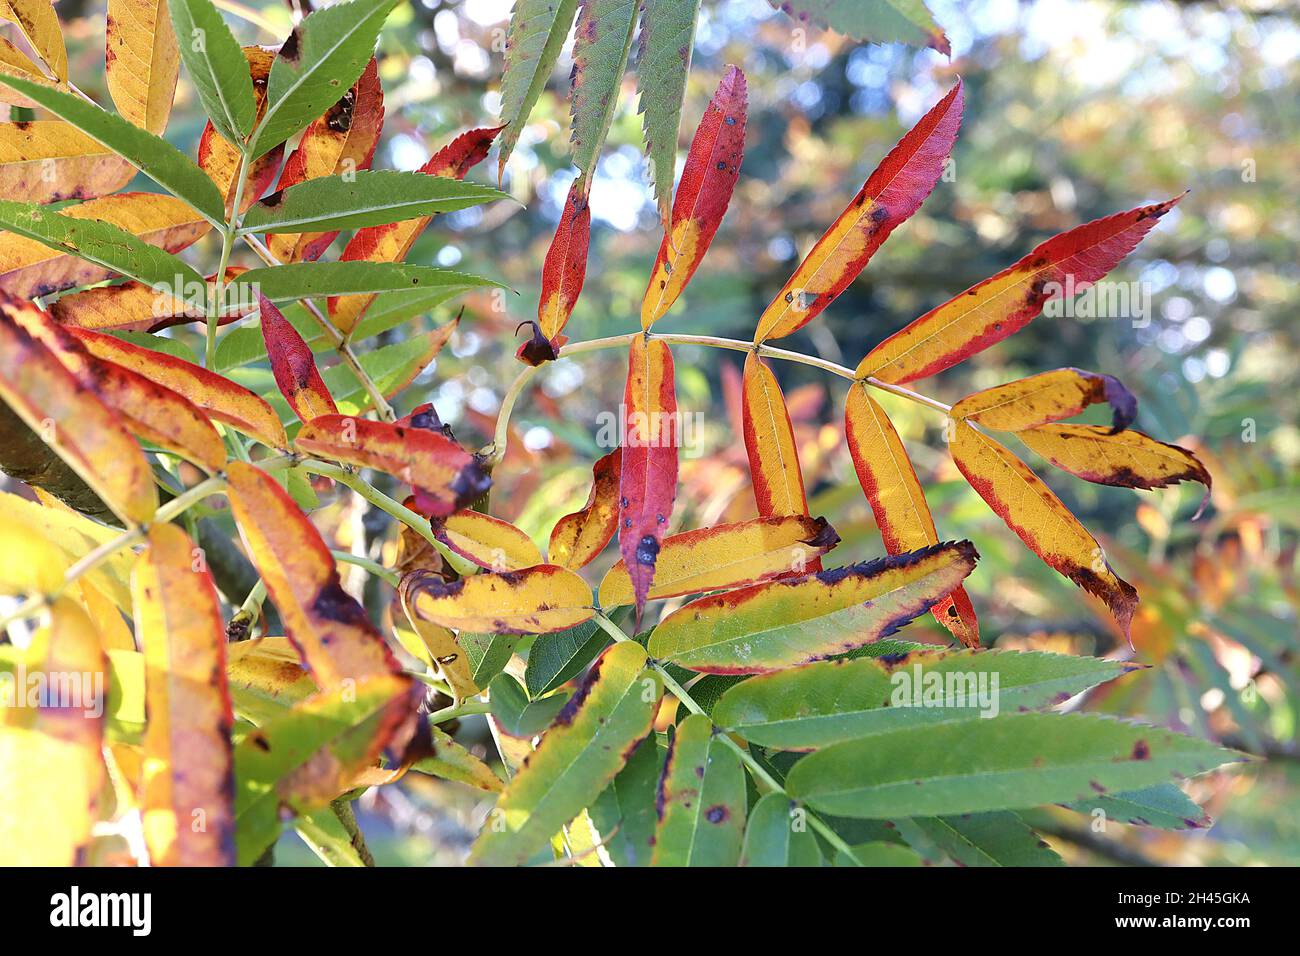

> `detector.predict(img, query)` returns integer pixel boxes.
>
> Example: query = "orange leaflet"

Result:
[0,295,156,524]
[0,192,209,299]
[859,193,1186,384]
[48,267,250,333]
[948,420,1138,640]
[225,461,402,688]
[951,367,1137,433]
[70,328,287,449]
[0,598,106,866]
[198,47,283,215]
[434,509,543,571]
[617,336,679,622]
[741,352,809,518]
[641,65,747,330]
[844,381,978,646]
[404,564,594,634]
[753,80,963,343]
[0,120,134,203]
[519,179,590,365]
[598,514,839,607]
[548,448,621,569]
[328,126,502,332]
[133,523,235,867]
[104,0,180,134]
[267,58,385,263]
[294,414,491,517]
[1019,424,1212,517]
[258,293,337,423]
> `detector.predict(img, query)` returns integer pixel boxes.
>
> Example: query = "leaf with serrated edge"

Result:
[169,0,255,144]
[635,0,700,225]
[768,0,950,54]
[259,294,337,423]
[568,0,638,183]
[951,368,1137,433]
[0,0,67,80]
[197,46,282,215]
[496,0,579,179]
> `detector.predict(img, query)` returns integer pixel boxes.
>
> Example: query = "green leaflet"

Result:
[1064,783,1211,830]
[0,201,206,305]
[588,734,663,867]
[785,712,1247,820]
[903,812,1063,867]
[460,632,520,688]
[411,725,504,793]
[740,793,822,867]
[488,673,570,738]
[713,649,1136,750]
[496,0,580,177]
[767,0,949,53]
[636,0,700,222]
[0,77,225,226]
[524,619,607,697]
[169,0,256,145]
[468,642,661,866]
[650,713,746,866]
[294,804,369,867]
[238,262,503,302]
[239,171,508,235]
[569,0,639,183]
[249,0,400,159]
[835,842,924,867]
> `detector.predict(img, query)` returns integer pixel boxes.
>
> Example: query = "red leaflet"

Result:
[549,448,621,569]
[258,294,337,423]
[860,193,1187,384]
[421,125,504,178]
[617,336,679,623]
[641,65,747,330]
[753,80,963,343]
[519,179,590,365]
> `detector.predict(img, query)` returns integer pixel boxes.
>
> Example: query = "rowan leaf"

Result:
[48,267,245,334]
[0,33,61,108]
[641,64,746,327]
[329,125,501,332]
[1065,783,1211,830]
[951,367,1137,433]
[768,0,951,55]
[0,0,67,81]
[635,0,701,225]
[741,793,822,867]
[525,179,590,361]
[741,352,810,518]
[713,648,1136,750]
[411,725,504,793]
[133,523,235,867]
[226,638,315,725]
[569,0,638,183]
[0,195,207,301]
[647,541,978,674]
[106,0,181,134]
[0,75,225,225]
[403,564,594,635]
[225,461,403,689]
[69,327,288,449]
[549,448,621,569]
[434,510,543,572]
[599,514,839,607]
[397,587,480,701]
[294,414,489,516]
[0,490,134,605]
[169,0,256,145]
[753,80,962,343]
[0,120,134,203]
[651,713,746,866]
[242,261,502,304]
[524,620,608,698]
[197,46,282,214]
[948,420,1139,639]
[844,380,978,646]
[258,293,337,423]
[468,642,661,866]
[268,58,385,263]
[617,335,679,622]
[784,712,1247,819]
[488,673,570,739]
[588,733,662,866]
[248,0,400,159]
[908,812,1063,867]
[0,294,157,524]
[495,0,578,181]
[859,194,1186,383]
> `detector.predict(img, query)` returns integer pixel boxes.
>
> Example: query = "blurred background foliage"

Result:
[28,0,1298,865]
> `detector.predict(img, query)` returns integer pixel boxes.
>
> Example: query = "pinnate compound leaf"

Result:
[741,793,822,867]
[641,64,746,327]
[599,514,839,607]
[651,713,746,866]
[548,448,621,569]
[0,120,134,203]
[948,420,1139,640]
[741,352,810,518]
[249,0,400,159]
[133,523,235,866]
[951,367,1137,433]
[106,0,180,134]
[468,642,661,866]
[496,0,579,179]
[258,294,338,423]
[197,46,283,214]
[647,541,978,674]
[635,0,701,226]
[569,0,638,183]
[769,0,951,55]
[169,0,256,144]
[785,712,1247,819]
[753,80,962,343]
[225,461,403,689]
[859,194,1185,383]
[713,648,1137,750]
[0,293,157,525]
[844,380,978,646]
[404,564,594,635]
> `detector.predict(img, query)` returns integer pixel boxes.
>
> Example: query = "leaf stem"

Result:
[331,550,399,587]
[428,700,493,724]
[209,148,252,368]
[299,459,441,553]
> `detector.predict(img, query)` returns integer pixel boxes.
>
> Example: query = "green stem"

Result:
[428,700,492,724]
[331,550,399,587]
[300,459,441,554]
[590,612,855,861]
[208,147,252,369]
